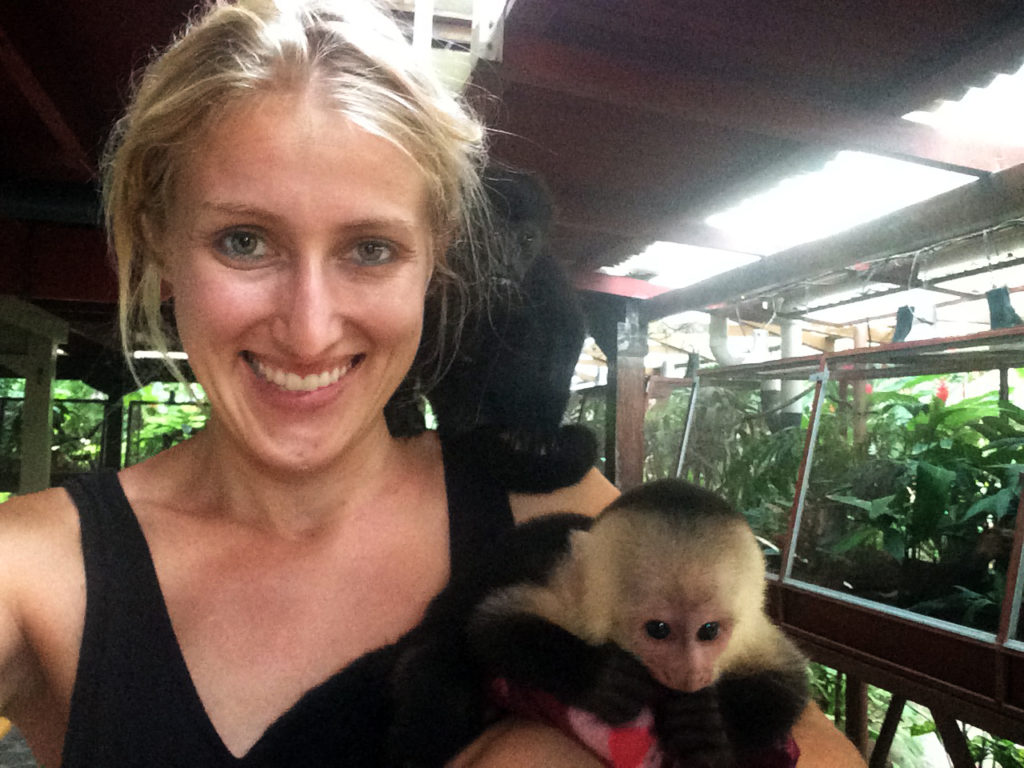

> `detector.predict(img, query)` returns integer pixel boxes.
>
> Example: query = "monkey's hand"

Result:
[654,687,735,768]
[716,668,808,754]
[469,612,659,724]
[573,640,662,724]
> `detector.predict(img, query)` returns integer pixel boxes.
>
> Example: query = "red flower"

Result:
[936,380,949,402]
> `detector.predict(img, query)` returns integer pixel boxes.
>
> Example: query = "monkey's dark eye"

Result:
[644,620,671,640]
[697,622,719,641]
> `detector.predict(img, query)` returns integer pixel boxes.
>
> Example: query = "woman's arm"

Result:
[0,494,49,721]
[792,702,867,767]
[457,703,866,767]
[452,717,604,767]
[0,598,29,719]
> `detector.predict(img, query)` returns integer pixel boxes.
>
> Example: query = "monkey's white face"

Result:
[162,90,434,475]
[621,593,734,693]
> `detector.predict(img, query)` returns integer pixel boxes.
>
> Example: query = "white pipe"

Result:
[709,314,744,366]
[779,317,803,418]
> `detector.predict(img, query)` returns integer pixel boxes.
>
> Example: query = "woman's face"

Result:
[162,89,435,474]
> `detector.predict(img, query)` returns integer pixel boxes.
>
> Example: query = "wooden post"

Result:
[869,695,906,768]
[852,324,868,447]
[99,399,124,470]
[0,297,68,494]
[603,343,618,485]
[931,711,977,768]
[844,674,870,756]
[18,335,58,493]
[581,293,647,488]
[614,299,647,491]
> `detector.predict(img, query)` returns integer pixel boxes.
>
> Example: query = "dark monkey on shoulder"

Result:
[386,165,596,493]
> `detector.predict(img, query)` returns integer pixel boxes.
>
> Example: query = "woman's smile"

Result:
[242,351,365,393]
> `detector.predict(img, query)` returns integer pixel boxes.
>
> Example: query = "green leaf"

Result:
[909,461,955,543]
[909,722,937,737]
[961,487,1017,522]
[829,527,878,555]
[826,493,874,512]
[882,528,905,561]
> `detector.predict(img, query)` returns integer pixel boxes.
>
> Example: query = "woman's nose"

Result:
[274,259,342,356]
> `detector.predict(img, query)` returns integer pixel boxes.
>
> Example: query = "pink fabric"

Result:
[491,679,800,768]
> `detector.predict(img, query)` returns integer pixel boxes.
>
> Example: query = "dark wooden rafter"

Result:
[643,161,1024,321]
[555,194,761,255]
[496,37,1024,176]
[0,24,92,175]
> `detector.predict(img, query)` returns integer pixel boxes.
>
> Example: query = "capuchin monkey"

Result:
[387,479,809,768]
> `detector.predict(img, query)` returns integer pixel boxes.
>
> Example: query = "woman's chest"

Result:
[152,498,452,756]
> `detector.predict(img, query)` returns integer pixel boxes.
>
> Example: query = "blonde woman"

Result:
[0,2,863,765]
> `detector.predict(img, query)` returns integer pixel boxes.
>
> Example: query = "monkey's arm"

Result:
[468,611,659,725]
[717,663,808,754]
[718,632,809,754]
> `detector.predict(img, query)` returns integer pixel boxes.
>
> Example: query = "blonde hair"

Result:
[101,0,489,384]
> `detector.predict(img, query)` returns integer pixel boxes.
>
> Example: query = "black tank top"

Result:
[60,436,514,767]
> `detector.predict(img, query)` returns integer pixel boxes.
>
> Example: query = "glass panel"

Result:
[644,383,694,481]
[677,373,817,574]
[794,368,1023,634]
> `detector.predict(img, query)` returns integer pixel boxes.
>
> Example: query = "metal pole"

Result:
[413,0,434,56]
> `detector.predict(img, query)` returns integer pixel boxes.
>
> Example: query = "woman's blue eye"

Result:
[217,230,267,261]
[355,240,394,266]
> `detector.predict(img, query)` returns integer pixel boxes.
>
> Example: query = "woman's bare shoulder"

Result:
[0,485,84,616]
[0,485,80,560]
[508,468,620,524]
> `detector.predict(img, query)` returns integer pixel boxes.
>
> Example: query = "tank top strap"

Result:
[61,472,230,765]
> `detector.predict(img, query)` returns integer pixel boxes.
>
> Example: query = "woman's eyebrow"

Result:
[197,202,420,234]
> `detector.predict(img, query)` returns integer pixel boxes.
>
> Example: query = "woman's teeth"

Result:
[250,356,354,392]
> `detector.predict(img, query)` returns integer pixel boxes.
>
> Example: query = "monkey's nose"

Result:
[660,667,713,693]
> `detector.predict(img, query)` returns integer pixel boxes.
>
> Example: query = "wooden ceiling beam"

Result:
[642,162,1024,321]
[0,24,91,175]
[553,192,759,255]
[497,36,1024,174]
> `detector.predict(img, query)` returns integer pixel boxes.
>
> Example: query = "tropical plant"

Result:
[646,381,811,552]
[795,373,1022,631]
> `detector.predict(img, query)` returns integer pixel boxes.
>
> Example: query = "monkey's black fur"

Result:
[386,512,615,768]
[385,479,808,768]
[386,166,596,493]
